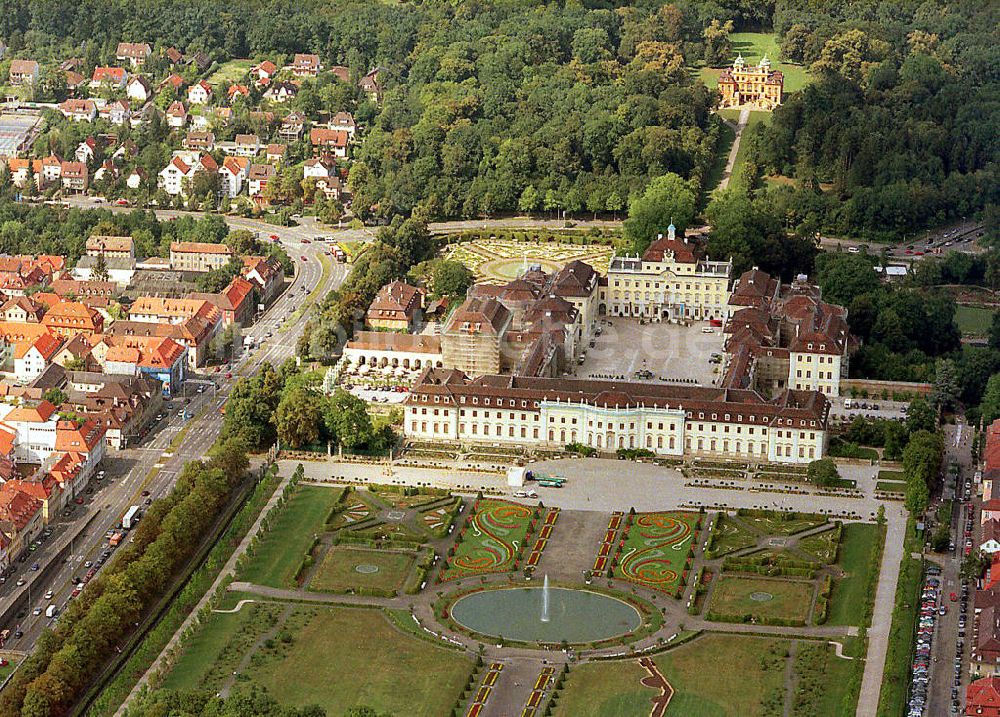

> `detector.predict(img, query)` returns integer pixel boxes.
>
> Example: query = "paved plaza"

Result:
[576,317,725,385]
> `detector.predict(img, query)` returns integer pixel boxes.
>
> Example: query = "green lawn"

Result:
[955,304,993,336]
[796,528,840,564]
[699,33,812,94]
[703,119,738,195]
[238,485,344,588]
[163,602,281,691]
[0,657,19,683]
[876,481,906,493]
[827,523,882,626]
[709,514,759,557]
[742,513,826,536]
[708,576,813,624]
[726,112,772,192]
[308,546,415,594]
[251,607,471,716]
[877,470,905,482]
[792,641,857,716]
[554,634,789,716]
[206,59,253,86]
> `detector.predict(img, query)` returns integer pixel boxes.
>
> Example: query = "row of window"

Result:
[795,370,836,380]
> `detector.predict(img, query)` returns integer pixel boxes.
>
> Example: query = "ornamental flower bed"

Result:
[609,510,701,596]
[439,499,540,580]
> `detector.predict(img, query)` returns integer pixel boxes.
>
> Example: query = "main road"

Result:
[0,212,349,653]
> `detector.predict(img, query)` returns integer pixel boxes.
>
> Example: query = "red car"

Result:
[225,372,232,379]
[302,238,311,244]
[74,497,84,505]
[300,255,307,261]
[950,592,959,602]
[269,234,279,241]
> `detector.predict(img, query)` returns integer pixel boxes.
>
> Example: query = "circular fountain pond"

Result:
[449,587,642,644]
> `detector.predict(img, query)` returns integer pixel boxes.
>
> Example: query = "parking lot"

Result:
[575,317,725,385]
[829,397,910,423]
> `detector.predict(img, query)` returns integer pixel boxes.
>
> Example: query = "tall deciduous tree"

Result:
[622,172,696,255]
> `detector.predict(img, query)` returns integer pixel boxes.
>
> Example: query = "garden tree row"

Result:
[299,216,433,361]
[902,430,946,516]
[741,2,998,240]
[0,439,251,717]
[126,684,327,717]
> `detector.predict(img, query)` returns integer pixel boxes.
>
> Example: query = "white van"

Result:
[45,605,57,618]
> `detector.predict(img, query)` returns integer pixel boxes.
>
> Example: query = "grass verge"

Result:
[877,518,923,716]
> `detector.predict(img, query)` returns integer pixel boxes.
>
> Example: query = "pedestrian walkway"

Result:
[717,107,751,191]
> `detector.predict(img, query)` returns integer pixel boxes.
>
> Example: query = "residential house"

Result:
[165,47,183,65]
[53,333,95,371]
[278,112,305,142]
[263,81,297,103]
[0,483,43,564]
[59,161,89,193]
[291,53,321,77]
[183,131,216,151]
[63,70,86,95]
[219,156,249,199]
[158,153,218,196]
[303,157,334,181]
[188,276,256,326]
[330,111,356,137]
[90,66,128,90]
[40,155,63,185]
[160,73,184,93]
[126,167,146,190]
[360,68,383,101]
[247,163,274,197]
[126,75,151,103]
[233,134,261,157]
[228,84,250,102]
[71,255,135,286]
[93,159,118,185]
[187,80,213,105]
[265,144,286,164]
[41,300,103,338]
[985,521,1000,555]
[315,175,343,200]
[1,297,45,323]
[329,65,351,83]
[241,255,284,305]
[100,100,131,126]
[86,235,134,260]
[75,137,98,164]
[168,242,233,272]
[9,60,39,86]
[13,333,62,383]
[254,60,277,83]
[105,316,216,369]
[116,42,151,67]
[310,128,349,159]
[59,99,97,122]
[165,101,188,129]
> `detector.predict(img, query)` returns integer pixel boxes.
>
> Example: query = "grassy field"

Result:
[163,602,280,691]
[876,481,906,493]
[206,59,253,86]
[703,119,738,195]
[741,512,825,536]
[724,112,771,192]
[955,304,993,336]
[708,576,813,623]
[0,657,19,683]
[827,523,881,626]
[238,485,344,588]
[791,641,857,716]
[699,33,812,94]
[308,546,415,594]
[709,514,759,557]
[796,527,840,564]
[251,607,471,716]
[554,634,788,716]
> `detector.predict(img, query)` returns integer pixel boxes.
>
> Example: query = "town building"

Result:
[241,256,284,305]
[90,66,128,90]
[9,60,39,85]
[717,55,783,110]
[86,235,134,260]
[168,242,234,272]
[440,298,512,376]
[404,368,829,463]
[291,53,321,77]
[116,42,151,67]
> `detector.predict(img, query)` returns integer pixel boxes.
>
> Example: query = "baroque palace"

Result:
[717,54,784,110]
[395,230,854,465]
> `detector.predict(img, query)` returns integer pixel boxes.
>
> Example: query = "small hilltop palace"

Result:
[717,54,783,110]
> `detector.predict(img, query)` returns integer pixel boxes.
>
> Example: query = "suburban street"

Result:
[0,212,348,652]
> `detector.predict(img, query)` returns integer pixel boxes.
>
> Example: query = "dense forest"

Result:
[0,0,995,237]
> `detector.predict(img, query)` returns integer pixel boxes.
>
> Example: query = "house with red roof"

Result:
[165,100,188,129]
[188,80,213,105]
[310,127,349,159]
[101,336,187,395]
[90,66,128,90]
[0,483,43,562]
[254,60,277,83]
[967,676,1000,715]
[13,332,63,383]
[188,276,256,327]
